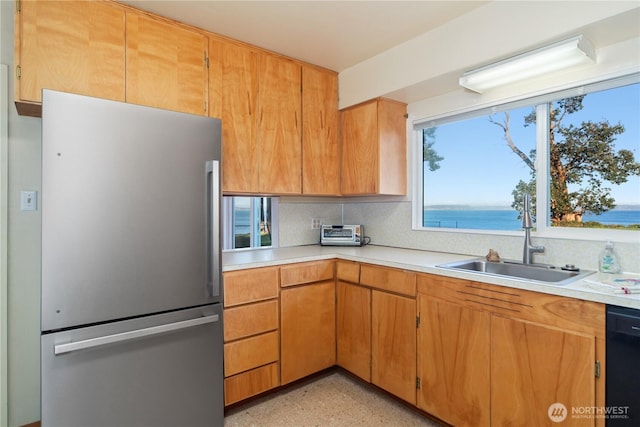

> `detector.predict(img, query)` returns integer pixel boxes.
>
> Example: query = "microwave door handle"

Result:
[53,314,220,355]
[205,160,220,298]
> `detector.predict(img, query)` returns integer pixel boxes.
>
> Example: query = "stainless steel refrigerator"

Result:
[40,90,224,427]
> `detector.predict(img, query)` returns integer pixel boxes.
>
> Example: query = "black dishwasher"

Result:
[606,305,640,426]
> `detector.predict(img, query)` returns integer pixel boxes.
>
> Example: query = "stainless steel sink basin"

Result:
[436,258,596,285]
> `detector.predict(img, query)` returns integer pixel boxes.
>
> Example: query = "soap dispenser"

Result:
[599,241,621,274]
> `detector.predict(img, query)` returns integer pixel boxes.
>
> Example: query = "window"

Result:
[222,197,279,250]
[415,76,640,236]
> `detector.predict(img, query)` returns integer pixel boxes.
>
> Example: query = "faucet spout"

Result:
[522,193,544,264]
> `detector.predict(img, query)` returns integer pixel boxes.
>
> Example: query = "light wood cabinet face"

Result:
[360,264,416,297]
[224,363,279,406]
[301,66,339,195]
[491,316,596,427]
[210,39,260,193]
[417,296,490,426]
[340,99,407,195]
[258,54,302,194]
[341,101,378,194]
[280,281,336,385]
[223,330,279,377]
[126,12,207,115]
[336,260,360,283]
[417,273,605,427]
[224,299,278,342]
[336,281,371,382]
[280,260,334,287]
[223,267,279,307]
[371,290,416,405]
[16,0,126,108]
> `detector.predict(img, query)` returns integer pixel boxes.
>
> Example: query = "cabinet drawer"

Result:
[224,300,279,342]
[224,331,279,377]
[280,260,334,287]
[336,261,360,283]
[417,273,605,337]
[360,264,416,297]
[224,362,279,406]
[224,267,279,307]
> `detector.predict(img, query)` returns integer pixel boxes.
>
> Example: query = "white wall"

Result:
[1,1,43,426]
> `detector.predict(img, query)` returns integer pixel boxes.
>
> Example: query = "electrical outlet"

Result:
[311,218,323,229]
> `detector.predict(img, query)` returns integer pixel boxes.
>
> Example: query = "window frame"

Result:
[222,196,279,251]
[412,73,640,243]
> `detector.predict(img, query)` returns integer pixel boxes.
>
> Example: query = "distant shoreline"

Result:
[424,204,640,211]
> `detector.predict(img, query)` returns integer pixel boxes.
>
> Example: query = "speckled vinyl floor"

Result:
[224,371,441,426]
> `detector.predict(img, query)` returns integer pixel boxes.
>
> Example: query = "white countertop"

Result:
[222,244,640,310]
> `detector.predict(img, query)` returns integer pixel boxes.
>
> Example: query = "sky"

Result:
[424,82,640,207]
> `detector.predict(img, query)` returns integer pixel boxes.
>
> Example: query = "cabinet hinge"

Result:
[416,313,420,328]
[15,65,21,80]
[416,377,421,390]
[15,0,20,13]
[204,52,209,69]
[595,360,601,379]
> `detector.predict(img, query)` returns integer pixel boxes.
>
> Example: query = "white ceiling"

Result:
[120,1,488,72]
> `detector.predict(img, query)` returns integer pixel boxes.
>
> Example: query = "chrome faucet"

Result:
[522,193,544,264]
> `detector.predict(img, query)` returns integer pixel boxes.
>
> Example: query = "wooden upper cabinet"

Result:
[211,40,302,195]
[340,98,407,195]
[301,65,340,195]
[14,0,126,116]
[126,11,208,115]
[209,39,260,193]
[258,54,302,195]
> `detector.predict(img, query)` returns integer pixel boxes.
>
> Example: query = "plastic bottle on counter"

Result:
[599,241,621,274]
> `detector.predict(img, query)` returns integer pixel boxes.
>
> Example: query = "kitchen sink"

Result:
[436,258,596,285]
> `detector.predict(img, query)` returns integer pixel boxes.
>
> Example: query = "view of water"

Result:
[237,207,640,234]
[424,209,640,230]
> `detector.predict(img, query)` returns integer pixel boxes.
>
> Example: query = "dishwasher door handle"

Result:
[54,314,219,355]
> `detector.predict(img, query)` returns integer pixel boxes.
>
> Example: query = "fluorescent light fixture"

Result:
[459,35,596,93]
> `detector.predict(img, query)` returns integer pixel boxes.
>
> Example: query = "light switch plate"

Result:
[21,190,37,211]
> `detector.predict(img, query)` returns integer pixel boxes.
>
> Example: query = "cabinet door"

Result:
[417,296,490,426]
[301,66,339,195]
[491,315,596,426]
[340,100,378,194]
[371,290,416,404]
[16,0,125,106]
[280,281,336,384]
[126,12,207,115]
[336,281,371,381]
[258,54,302,194]
[210,39,260,193]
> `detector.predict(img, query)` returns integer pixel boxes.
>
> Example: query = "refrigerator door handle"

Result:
[206,160,220,299]
[53,314,219,355]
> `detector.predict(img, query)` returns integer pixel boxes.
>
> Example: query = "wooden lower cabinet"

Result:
[336,281,371,381]
[417,273,605,427]
[491,315,596,426]
[280,280,336,384]
[224,363,279,406]
[371,290,416,405]
[222,260,606,427]
[417,296,490,426]
[223,268,280,406]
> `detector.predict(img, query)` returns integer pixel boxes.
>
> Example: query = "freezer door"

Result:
[41,90,222,331]
[41,305,223,427]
